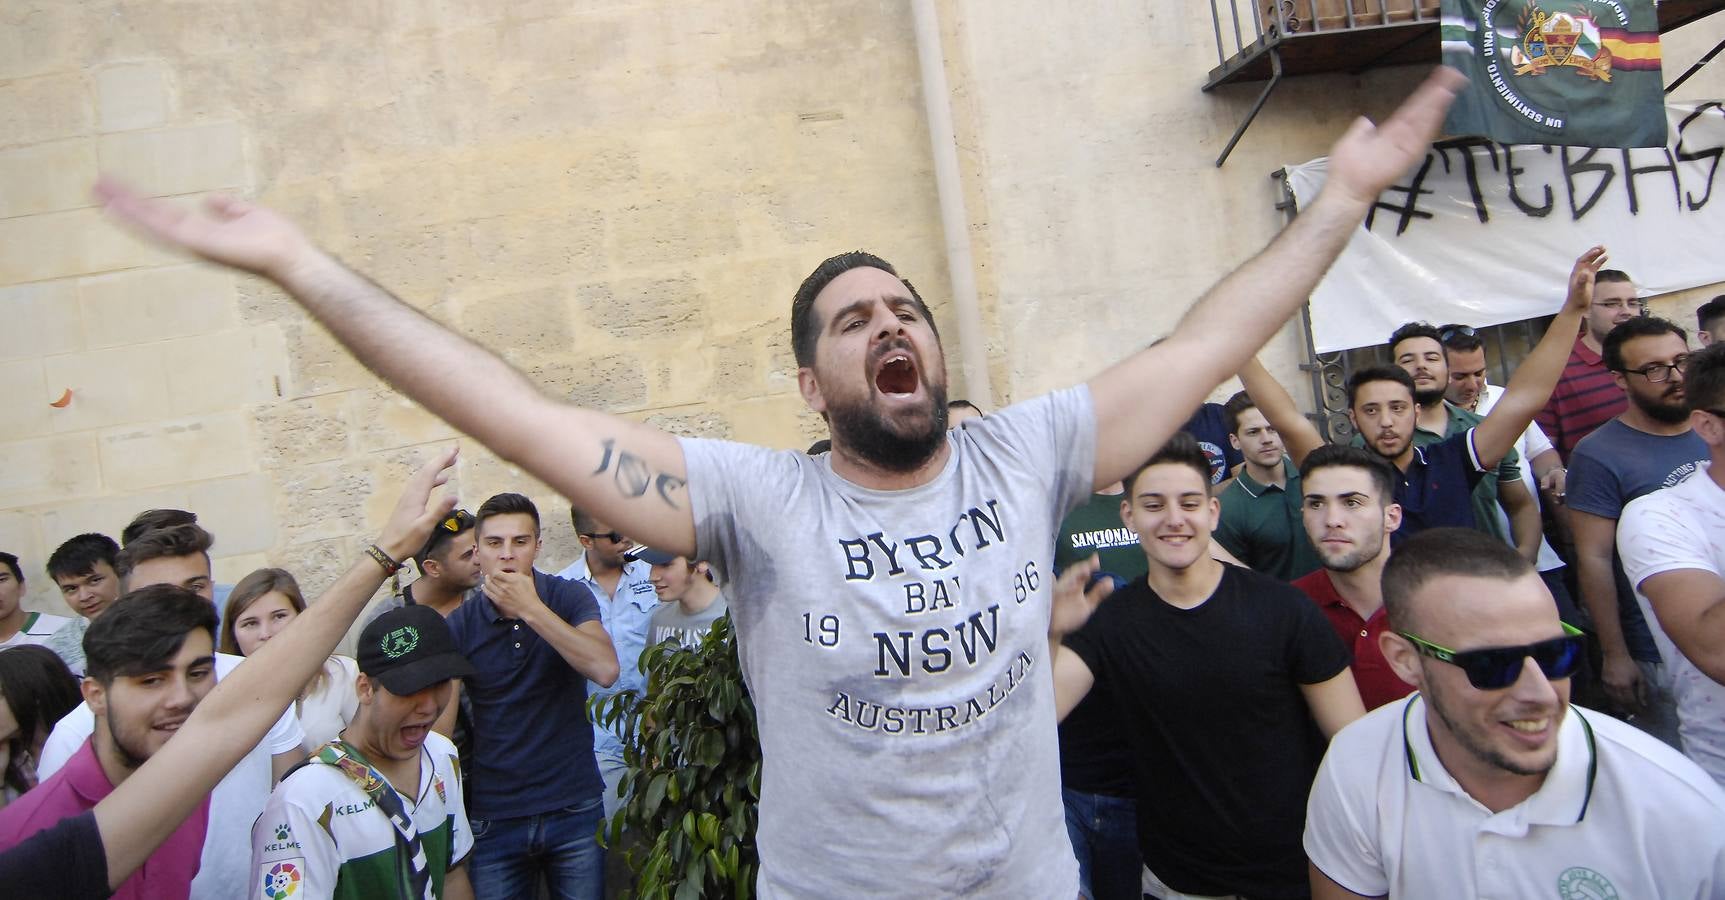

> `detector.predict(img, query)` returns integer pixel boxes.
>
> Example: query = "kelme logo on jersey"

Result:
[260,860,303,899]
[1557,866,1618,900]
[263,822,302,853]
[380,625,420,659]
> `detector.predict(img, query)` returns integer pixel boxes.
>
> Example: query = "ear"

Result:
[1383,501,1404,534]
[1118,498,1133,531]
[797,367,827,415]
[81,677,107,718]
[1611,371,1628,393]
[1379,631,1424,688]
[421,557,441,579]
[1228,433,1242,451]
[355,673,376,705]
[1347,408,1361,430]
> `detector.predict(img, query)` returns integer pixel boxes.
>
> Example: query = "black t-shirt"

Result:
[1064,564,1350,899]
[0,810,110,899]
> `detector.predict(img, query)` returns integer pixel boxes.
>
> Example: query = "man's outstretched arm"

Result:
[1087,68,1466,488]
[94,184,697,557]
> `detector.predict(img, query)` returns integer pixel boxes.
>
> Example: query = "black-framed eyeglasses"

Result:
[1618,356,1690,383]
[582,531,626,543]
[438,509,476,533]
[1438,325,1477,343]
[1398,622,1586,690]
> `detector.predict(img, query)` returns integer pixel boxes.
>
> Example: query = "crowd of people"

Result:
[0,67,1722,899]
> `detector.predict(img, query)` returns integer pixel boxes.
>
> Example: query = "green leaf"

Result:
[645,772,668,811]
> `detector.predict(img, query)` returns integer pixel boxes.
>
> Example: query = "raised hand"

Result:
[376,446,461,562]
[1321,67,1467,209]
[1563,245,1610,314]
[1049,555,1118,639]
[93,177,317,281]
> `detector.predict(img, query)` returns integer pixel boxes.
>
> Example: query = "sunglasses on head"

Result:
[582,531,626,543]
[1398,622,1586,690]
[1438,324,1477,343]
[439,509,476,533]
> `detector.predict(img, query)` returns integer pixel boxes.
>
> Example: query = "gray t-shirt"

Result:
[683,386,1094,897]
[648,591,729,650]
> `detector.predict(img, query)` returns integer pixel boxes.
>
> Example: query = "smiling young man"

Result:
[252,604,476,900]
[94,68,1462,896]
[1303,528,1725,900]
[0,586,218,900]
[1051,433,1364,899]
[42,534,124,675]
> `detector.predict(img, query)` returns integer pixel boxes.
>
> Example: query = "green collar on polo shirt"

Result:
[1401,693,1598,826]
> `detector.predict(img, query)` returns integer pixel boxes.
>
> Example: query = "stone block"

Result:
[606,197,742,268]
[0,359,52,440]
[526,353,648,413]
[0,73,91,148]
[78,264,239,347]
[327,226,451,307]
[41,344,172,432]
[0,433,101,507]
[0,281,83,360]
[444,211,606,293]
[282,320,379,399]
[266,537,350,608]
[0,4,89,82]
[455,283,574,361]
[270,459,376,547]
[251,393,351,469]
[211,552,270,589]
[36,485,189,552]
[161,328,289,418]
[0,511,43,587]
[574,274,707,341]
[0,138,97,218]
[94,61,171,132]
[99,411,254,491]
[187,474,276,556]
[97,122,248,197]
[0,208,175,283]
[639,408,734,440]
[344,389,459,453]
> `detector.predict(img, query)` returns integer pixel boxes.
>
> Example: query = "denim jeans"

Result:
[469,797,605,900]
[1062,787,1142,900]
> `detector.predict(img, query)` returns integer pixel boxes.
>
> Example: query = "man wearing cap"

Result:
[635,547,729,651]
[251,605,476,900]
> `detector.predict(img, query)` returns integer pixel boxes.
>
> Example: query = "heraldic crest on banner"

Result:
[1511,4,1614,81]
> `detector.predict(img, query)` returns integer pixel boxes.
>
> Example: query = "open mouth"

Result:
[401,723,430,746]
[875,353,919,396]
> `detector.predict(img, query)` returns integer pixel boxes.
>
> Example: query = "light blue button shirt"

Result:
[557,553,660,762]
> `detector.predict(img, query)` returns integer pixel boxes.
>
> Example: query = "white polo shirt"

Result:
[1619,462,1725,787]
[0,611,72,649]
[1305,695,1725,900]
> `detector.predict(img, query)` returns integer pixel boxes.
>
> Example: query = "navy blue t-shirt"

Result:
[447,569,603,820]
[1390,430,1488,545]
[1184,403,1244,486]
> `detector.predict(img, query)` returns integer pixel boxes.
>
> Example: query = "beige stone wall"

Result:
[2,0,1723,630]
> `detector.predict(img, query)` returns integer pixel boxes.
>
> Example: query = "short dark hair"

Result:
[416,510,476,565]
[805,439,832,455]
[789,251,941,368]
[1685,343,1725,413]
[477,492,540,536]
[1222,390,1257,435]
[1124,432,1212,496]
[1697,295,1725,334]
[947,399,981,414]
[114,523,214,580]
[120,509,200,546]
[84,584,219,685]
[1595,269,1633,286]
[1381,528,1534,632]
[0,552,20,583]
[1437,323,1484,354]
[1346,365,1416,407]
[569,505,600,537]
[1602,316,1687,372]
[1388,321,1444,358]
[0,646,80,793]
[1299,444,1397,502]
[46,533,120,582]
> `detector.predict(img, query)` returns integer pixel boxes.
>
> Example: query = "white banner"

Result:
[1286,101,1725,353]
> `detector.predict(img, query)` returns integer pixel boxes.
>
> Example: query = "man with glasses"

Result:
[1566,316,1704,742]
[555,508,658,823]
[1303,528,1725,900]
[1536,268,1642,461]
[1619,343,1725,787]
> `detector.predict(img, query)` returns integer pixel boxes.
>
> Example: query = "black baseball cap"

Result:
[358,605,475,695]
[625,546,679,566]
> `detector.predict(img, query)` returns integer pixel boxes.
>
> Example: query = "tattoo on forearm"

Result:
[592,439,687,508]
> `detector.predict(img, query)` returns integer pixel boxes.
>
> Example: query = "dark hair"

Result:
[84,584,219,685]
[477,492,540,536]
[1685,343,1725,413]
[0,646,80,792]
[120,509,200,546]
[947,400,981,414]
[1595,269,1633,286]
[1222,390,1257,435]
[1697,295,1725,335]
[1123,432,1212,496]
[114,523,214,580]
[789,251,941,368]
[1346,365,1416,407]
[1602,316,1687,372]
[805,439,832,455]
[0,552,19,583]
[46,533,120,582]
[1388,322,1444,359]
[1381,528,1534,631]
[1299,444,1397,502]
[569,506,600,537]
[417,510,476,565]
[1437,323,1484,354]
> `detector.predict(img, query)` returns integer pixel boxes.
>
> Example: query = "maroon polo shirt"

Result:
[1535,336,1628,462]
[1292,569,1414,711]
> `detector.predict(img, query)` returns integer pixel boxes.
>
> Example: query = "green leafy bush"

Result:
[590,614,761,900]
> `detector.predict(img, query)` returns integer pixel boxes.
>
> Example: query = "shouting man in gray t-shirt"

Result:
[93,69,1461,897]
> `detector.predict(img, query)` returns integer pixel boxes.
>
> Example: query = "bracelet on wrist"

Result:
[364,543,402,575]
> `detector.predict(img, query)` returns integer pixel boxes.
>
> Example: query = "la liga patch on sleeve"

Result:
[260,859,305,899]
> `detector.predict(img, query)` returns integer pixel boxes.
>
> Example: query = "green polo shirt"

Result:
[1214,457,1321,581]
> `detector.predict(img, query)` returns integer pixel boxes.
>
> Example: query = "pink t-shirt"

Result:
[0,737,208,900]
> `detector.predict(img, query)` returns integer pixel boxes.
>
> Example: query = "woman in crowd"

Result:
[0,646,81,808]
[220,568,360,750]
